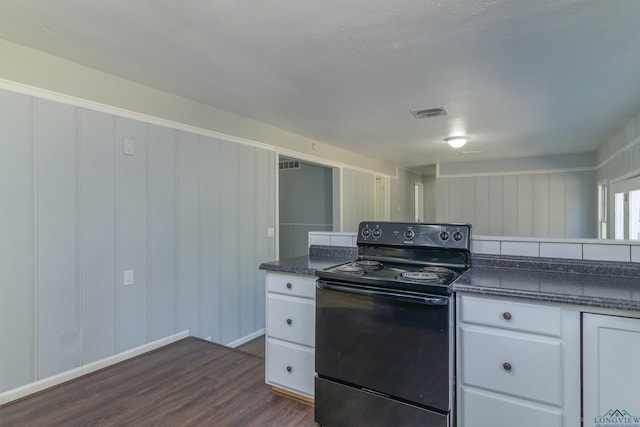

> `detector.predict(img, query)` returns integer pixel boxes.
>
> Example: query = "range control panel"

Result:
[357,221,471,249]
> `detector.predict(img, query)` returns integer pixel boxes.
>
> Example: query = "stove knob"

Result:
[372,227,382,238]
[439,231,450,241]
[404,229,415,240]
[453,231,463,241]
[361,227,371,238]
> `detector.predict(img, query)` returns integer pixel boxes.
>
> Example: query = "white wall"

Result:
[279,161,333,258]
[0,39,397,177]
[342,168,376,232]
[597,109,640,238]
[436,156,597,238]
[0,40,411,400]
[390,168,424,222]
[0,89,275,394]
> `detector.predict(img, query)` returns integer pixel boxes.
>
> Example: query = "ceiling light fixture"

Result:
[444,136,470,148]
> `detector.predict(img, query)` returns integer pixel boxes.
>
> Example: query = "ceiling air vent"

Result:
[410,106,449,119]
[279,160,300,170]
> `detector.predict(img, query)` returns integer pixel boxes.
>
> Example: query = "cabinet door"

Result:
[459,326,562,406]
[267,294,315,347]
[459,387,562,427]
[583,313,640,427]
[266,339,315,397]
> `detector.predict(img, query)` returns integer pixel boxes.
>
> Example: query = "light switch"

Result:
[267,227,275,237]
[123,138,135,156]
[124,270,134,286]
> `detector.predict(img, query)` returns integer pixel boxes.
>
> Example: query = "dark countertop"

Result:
[259,245,357,276]
[454,255,640,311]
[259,254,354,276]
[260,248,640,312]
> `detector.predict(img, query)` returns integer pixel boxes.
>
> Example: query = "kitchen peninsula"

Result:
[261,236,640,427]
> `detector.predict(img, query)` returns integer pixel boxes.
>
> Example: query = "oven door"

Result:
[315,279,451,412]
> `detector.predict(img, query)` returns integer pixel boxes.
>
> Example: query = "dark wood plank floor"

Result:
[236,335,265,359]
[0,336,315,427]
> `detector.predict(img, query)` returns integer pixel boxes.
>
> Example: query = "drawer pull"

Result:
[502,312,512,320]
[286,282,293,289]
[286,318,293,325]
[502,362,513,372]
[286,365,293,372]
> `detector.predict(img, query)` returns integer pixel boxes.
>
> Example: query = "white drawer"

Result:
[266,339,315,397]
[459,387,562,427]
[459,325,562,406]
[459,295,561,337]
[267,294,315,347]
[266,272,316,299]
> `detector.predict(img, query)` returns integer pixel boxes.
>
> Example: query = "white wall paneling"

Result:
[117,117,149,352]
[219,140,240,343]
[80,109,117,362]
[488,176,504,236]
[342,168,375,232]
[147,125,178,342]
[177,131,200,340]
[198,135,221,343]
[238,143,258,339]
[390,168,423,222]
[36,98,81,379]
[0,88,276,396]
[0,89,34,390]
[436,170,597,239]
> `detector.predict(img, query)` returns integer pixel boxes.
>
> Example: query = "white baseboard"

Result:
[225,328,265,348]
[0,330,189,406]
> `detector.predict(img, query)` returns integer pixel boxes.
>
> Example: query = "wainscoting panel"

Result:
[0,88,276,396]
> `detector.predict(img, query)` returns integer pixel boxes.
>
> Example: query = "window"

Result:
[611,176,640,240]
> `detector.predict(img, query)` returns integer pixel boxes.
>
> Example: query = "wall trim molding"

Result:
[0,78,275,153]
[597,134,640,170]
[276,147,398,179]
[0,79,400,181]
[225,328,265,348]
[0,330,189,406]
[436,166,596,179]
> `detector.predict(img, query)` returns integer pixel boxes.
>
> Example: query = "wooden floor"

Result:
[0,336,315,427]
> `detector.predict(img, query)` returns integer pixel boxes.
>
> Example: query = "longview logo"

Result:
[594,409,640,427]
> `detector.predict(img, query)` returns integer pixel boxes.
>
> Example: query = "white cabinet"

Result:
[456,294,580,427]
[583,313,640,427]
[265,271,316,400]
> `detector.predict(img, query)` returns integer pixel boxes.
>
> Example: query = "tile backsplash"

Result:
[473,236,640,263]
[308,231,358,248]
[309,231,640,264]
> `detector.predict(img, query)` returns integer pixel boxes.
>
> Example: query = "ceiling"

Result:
[1,0,639,173]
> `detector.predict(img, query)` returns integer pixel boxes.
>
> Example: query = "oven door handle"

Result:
[317,282,448,306]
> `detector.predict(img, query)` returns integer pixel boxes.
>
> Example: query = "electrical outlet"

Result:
[124,269,134,286]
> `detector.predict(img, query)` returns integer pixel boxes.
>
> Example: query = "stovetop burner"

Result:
[334,264,365,273]
[422,266,454,275]
[400,271,440,282]
[322,258,463,293]
[316,222,471,296]
[356,259,382,268]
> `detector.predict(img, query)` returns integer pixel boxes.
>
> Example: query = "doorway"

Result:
[279,157,334,258]
[415,182,424,222]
